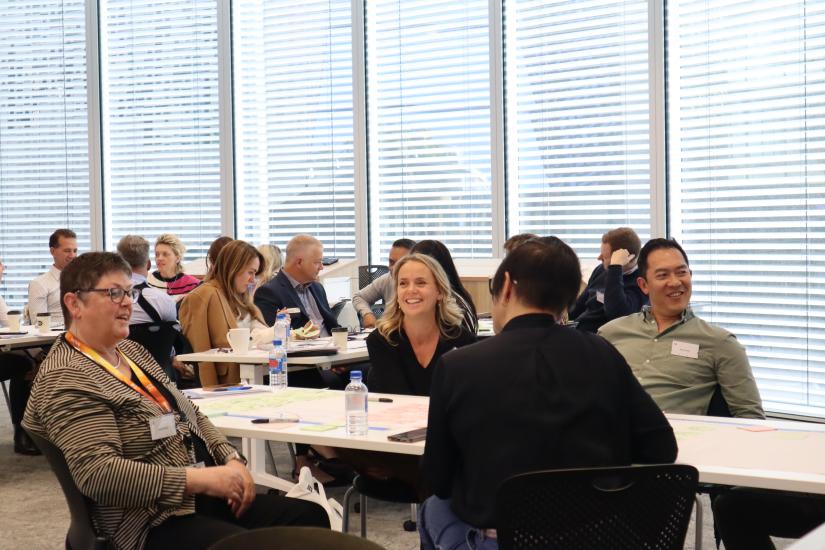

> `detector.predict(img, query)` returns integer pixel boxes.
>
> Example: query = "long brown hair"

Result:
[206,240,266,323]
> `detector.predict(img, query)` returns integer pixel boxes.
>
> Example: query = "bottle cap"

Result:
[276,313,286,320]
[273,339,283,346]
[350,370,362,380]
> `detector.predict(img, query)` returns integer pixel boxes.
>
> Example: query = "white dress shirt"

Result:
[28,265,63,326]
[131,273,178,324]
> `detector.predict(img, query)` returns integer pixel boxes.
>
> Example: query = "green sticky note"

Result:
[300,423,339,432]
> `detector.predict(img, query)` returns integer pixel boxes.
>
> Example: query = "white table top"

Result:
[200,388,825,494]
[0,327,61,351]
[176,339,368,367]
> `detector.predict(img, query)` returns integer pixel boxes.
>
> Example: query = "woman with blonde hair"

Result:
[366,253,476,396]
[256,244,282,288]
[180,240,269,386]
[148,233,201,300]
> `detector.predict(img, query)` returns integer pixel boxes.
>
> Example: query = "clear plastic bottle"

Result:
[274,312,290,345]
[268,339,288,391]
[345,370,368,436]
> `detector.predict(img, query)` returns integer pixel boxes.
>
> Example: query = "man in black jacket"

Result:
[419,236,678,550]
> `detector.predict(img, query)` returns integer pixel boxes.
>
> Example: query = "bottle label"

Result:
[269,357,286,373]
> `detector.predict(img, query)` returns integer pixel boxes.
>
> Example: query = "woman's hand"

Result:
[185,460,255,517]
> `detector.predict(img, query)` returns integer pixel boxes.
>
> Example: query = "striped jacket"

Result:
[23,335,239,550]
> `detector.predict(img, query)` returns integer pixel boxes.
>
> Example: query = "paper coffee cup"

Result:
[331,327,348,350]
[6,310,21,331]
[36,313,51,333]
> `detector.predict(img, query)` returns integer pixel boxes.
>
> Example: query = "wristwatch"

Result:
[227,451,248,466]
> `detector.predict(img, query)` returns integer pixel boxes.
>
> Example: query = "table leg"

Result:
[240,363,263,385]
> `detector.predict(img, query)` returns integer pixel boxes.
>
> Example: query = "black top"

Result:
[253,270,340,329]
[569,264,648,333]
[366,327,476,396]
[422,313,677,528]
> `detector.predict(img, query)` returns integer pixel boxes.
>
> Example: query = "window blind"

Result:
[504,0,651,261]
[667,0,825,416]
[366,0,493,260]
[0,0,91,309]
[233,0,355,257]
[100,0,221,260]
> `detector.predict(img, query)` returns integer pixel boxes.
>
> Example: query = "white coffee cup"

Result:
[331,327,348,350]
[226,328,250,353]
[6,310,21,332]
[36,313,51,334]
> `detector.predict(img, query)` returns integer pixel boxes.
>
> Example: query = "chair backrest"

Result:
[496,464,698,550]
[206,526,386,550]
[26,430,109,550]
[127,321,183,382]
[357,265,389,290]
[706,384,732,417]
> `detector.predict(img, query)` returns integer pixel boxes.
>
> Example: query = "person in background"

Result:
[367,253,475,396]
[117,235,177,324]
[148,233,201,301]
[569,227,647,333]
[352,238,415,328]
[419,237,678,550]
[410,240,478,334]
[256,244,283,289]
[502,233,538,255]
[179,240,269,387]
[23,251,328,549]
[599,238,764,419]
[28,228,78,327]
[1,259,40,455]
[205,235,233,280]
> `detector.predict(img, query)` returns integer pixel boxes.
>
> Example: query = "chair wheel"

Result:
[354,502,360,513]
[403,520,417,532]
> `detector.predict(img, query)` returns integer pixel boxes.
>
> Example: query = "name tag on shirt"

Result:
[671,340,699,359]
[149,414,176,441]
[595,291,605,304]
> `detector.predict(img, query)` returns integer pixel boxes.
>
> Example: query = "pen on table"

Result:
[368,397,393,403]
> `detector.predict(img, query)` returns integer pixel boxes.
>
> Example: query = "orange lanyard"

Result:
[65,331,173,414]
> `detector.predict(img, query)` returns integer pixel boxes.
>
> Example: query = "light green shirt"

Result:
[598,306,764,419]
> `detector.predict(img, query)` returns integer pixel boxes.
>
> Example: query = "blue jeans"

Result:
[419,496,499,550]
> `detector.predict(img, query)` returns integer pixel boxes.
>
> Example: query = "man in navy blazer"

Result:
[254,234,340,331]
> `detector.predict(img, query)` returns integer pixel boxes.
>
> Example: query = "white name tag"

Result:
[596,291,605,304]
[149,414,176,441]
[671,340,699,359]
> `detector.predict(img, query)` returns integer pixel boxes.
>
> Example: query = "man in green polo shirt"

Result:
[599,238,764,419]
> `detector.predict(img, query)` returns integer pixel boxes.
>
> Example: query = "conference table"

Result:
[0,327,61,352]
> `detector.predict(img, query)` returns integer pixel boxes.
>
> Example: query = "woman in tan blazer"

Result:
[179,240,269,386]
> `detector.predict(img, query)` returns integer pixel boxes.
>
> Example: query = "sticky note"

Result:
[300,424,339,432]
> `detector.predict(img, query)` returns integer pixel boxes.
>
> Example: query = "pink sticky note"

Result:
[739,425,777,432]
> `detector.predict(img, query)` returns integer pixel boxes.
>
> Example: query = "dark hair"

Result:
[60,252,132,326]
[206,236,234,273]
[602,227,642,257]
[392,238,416,250]
[503,233,539,254]
[491,237,581,314]
[410,239,478,332]
[637,238,690,280]
[50,229,77,249]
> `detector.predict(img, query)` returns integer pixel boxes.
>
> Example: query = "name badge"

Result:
[596,291,605,304]
[671,340,699,359]
[149,414,176,441]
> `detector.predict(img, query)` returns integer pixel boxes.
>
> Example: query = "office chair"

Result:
[342,475,419,538]
[127,321,184,383]
[26,430,110,550]
[496,464,698,550]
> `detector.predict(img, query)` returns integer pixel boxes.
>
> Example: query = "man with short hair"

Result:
[27,228,78,327]
[116,235,177,324]
[599,238,764,419]
[420,237,678,550]
[351,238,415,328]
[570,226,647,332]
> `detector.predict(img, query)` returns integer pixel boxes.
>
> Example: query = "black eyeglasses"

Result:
[75,287,139,304]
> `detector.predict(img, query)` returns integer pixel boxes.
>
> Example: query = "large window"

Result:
[667,0,825,416]
[100,0,221,259]
[504,0,651,262]
[233,0,355,257]
[0,0,91,309]
[366,0,493,260]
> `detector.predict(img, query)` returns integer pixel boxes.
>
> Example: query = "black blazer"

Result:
[570,264,648,333]
[422,313,677,528]
[253,270,341,330]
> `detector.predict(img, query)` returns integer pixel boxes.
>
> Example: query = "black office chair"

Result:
[127,321,184,383]
[357,265,389,290]
[206,526,386,550]
[26,430,110,550]
[496,464,698,550]
[342,475,418,538]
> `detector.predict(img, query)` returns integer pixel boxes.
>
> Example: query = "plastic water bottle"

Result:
[268,339,288,391]
[274,312,290,345]
[345,370,368,436]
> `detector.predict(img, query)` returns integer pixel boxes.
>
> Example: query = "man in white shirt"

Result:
[27,229,78,327]
[116,235,177,324]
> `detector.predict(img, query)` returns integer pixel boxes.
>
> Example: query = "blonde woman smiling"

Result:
[148,233,201,300]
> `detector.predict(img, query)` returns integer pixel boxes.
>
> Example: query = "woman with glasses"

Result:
[23,251,328,550]
[179,240,270,387]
